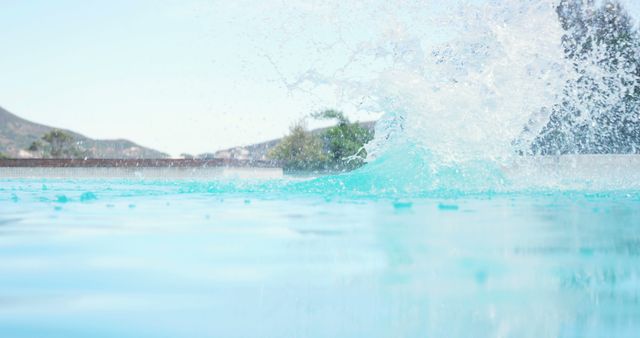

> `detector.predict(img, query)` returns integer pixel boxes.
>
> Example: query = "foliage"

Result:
[311,109,349,124]
[28,130,90,159]
[0,152,8,160]
[532,0,640,154]
[314,110,374,170]
[268,121,329,171]
[268,110,374,171]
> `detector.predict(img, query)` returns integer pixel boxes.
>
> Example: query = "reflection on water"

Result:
[0,180,639,337]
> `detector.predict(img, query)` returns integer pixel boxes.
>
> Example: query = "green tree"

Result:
[28,130,89,158]
[532,0,640,154]
[313,110,374,170]
[0,152,8,160]
[269,111,375,171]
[268,121,329,171]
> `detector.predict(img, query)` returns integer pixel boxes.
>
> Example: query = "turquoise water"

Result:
[1,178,639,338]
[3,0,640,336]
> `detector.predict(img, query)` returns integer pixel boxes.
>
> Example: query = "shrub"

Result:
[268,121,329,171]
[27,130,90,159]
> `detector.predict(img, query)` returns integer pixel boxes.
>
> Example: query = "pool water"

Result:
[1,179,639,338]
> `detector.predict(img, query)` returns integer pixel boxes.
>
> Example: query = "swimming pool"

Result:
[4,0,640,336]
[1,178,639,338]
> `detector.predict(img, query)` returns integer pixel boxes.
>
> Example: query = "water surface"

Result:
[1,179,639,337]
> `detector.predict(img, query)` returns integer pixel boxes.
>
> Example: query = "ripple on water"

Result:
[55,195,70,204]
[80,192,98,202]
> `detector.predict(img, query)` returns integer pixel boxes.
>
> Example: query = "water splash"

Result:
[364,1,568,165]
[271,0,640,194]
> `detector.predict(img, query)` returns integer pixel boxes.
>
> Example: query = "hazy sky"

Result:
[1,0,639,156]
[0,0,392,155]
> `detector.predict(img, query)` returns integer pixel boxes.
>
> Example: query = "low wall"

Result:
[1,156,639,182]
[502,155,640,188]
[0,158,279,168]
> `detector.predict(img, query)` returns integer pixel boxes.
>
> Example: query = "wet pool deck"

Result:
[0,159,284,180]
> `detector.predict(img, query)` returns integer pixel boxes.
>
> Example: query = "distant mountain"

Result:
[204,121,376,162]
[0,106,168,159]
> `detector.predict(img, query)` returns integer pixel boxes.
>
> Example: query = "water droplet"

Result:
[475,270,488,285]
[438,203,459,211]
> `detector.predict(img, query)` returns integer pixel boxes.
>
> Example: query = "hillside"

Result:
[0,106,168,159]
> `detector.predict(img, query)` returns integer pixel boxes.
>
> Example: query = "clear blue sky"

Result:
[1,0,639,155]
